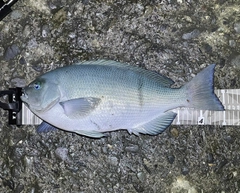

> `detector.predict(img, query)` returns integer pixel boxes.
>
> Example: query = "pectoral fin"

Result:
[129,111,177,135]
[60,97,101,118]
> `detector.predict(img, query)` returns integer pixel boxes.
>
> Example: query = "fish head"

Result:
[21,77,60,113]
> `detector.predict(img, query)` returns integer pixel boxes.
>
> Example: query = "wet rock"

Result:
[171,177,197,193]
[4,44,20,61]
[27,38,38,49]
[55,147,71,163]
[137,172,146,182]
[142,158,152,174]
[167,154,175,164]
[23,156,34,173]
[11,77,26,87]
[10,10,23,20]
[2,178,14,190]
[102,146,108,154]
[200,43,213,54]
[206,153,214,164]
[82,0,89,4]
[170,127,179,137]
[219,58,226,68]
[223,172,234,181]
[125,144,139,153]
[41,24,50,38]
[223,135,234,144]
[229,40,236,47]
[9,147,24,162]
[214,157,228,174]
[182,29,200,40]
[15,184,24,193]
[181,166,190,176]
[231,55,240,69]
[133,183,145,192]
[23,25,31,37]
[48,0,63,11]
[32,64,44,72]
[52,8,67,27]
[18,56,26,64]
[234,22,240,33]
[108,156,118,166]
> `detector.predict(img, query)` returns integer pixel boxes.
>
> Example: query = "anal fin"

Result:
[129,111,177,135]
[37,121,58,133]
[74,130,107,138]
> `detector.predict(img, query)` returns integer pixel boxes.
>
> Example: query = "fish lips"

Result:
[20,88,28,101]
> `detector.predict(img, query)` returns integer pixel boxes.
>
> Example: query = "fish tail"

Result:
[183,64,224,111]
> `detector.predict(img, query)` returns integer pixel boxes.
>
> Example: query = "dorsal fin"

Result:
[77,60,174,87]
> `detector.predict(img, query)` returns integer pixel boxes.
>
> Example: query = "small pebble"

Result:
[125,145,139,153]
[224,172,233,181]
[19,56,26,64]
[206,153,214,164]
[214,158,228,174]
[234,22,240,33]
[42,24,50,38]
[201,43,212,53]
[231,55,240,69]
[182,29,200,40]
[109,156,118,166]
[4,44,20,61]
[137,172,146,182]
[55,147,70,162]
[170,127,179,137]
[223,135,234,144]
[10,10,22,19]
[181,166,189,175]
[167,154,175,164]
[15,184,24,193]
[102,146,108,154]
[82,0,89,4]
[11,77,26,87]
[229,40,236,47]
[23,25,31,37]
[2,178,14,190]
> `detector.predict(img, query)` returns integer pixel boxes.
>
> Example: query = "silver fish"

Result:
[21,60,224,138]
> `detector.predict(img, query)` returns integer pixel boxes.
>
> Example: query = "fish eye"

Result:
[34,82,41,90]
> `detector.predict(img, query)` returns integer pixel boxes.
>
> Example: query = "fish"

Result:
[20,60,224,138]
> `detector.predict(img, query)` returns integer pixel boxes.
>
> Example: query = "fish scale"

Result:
[57,64,172,108]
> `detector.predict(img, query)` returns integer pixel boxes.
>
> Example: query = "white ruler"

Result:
[21,89,240,126]
[172,89,240,126]
[21,104,42,125]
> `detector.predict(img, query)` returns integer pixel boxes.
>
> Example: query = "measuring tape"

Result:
[20,89,240,126]
[172,89,239,126]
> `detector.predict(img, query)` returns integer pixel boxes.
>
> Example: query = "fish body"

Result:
[21,60,224,138]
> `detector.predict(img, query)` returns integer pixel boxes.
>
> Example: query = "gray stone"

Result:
[4,44,20,61]
[182,29,200,40]
[234,22,240,33]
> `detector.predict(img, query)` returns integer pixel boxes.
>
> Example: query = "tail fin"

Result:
[183,64,224,111]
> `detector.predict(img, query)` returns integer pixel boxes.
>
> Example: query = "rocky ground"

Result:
[0,0,240,192]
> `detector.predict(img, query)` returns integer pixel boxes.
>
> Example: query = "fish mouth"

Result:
[21,88,28,100]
